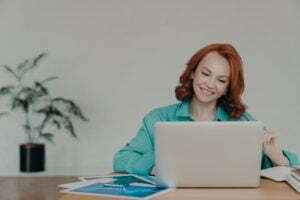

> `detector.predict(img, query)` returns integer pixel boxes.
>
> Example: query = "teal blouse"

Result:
[113,101,299,175]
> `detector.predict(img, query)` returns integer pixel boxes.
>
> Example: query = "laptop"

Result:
[154,121,264,188]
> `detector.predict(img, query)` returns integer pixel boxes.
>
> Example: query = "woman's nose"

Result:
[207,78,216,88]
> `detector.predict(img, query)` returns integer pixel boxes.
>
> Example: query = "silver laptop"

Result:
[154,121,264,188]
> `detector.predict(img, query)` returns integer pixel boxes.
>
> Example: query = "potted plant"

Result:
[0,53,88,172]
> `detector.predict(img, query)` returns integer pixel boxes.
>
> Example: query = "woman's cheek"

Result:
[217,84,227,95]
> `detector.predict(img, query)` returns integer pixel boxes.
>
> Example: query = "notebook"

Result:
[261,166,300,193]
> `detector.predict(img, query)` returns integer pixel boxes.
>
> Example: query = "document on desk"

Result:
[60,174,172,199]
[78,174,156,185]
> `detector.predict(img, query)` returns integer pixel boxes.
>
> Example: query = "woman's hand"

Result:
[263,132,289,166]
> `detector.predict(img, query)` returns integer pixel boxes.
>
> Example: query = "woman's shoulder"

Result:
[144,102,183,121]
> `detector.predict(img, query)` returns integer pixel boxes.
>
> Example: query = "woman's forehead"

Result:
[197,52,230,76]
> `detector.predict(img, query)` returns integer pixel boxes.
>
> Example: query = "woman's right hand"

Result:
[262,132,289,166]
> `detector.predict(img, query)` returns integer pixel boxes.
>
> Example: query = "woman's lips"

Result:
[200,87,215,95]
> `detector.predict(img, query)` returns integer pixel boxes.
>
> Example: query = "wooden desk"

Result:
[0,176,77,200]
[0,177,299,200]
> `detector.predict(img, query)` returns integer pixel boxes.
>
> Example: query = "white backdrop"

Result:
[0,0,299,175]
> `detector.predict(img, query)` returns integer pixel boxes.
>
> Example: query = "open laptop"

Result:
[154,121,264,188]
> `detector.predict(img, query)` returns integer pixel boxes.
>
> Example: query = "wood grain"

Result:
[1,177,299,200]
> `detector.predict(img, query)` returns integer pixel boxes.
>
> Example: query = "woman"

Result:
[113,43,299,175]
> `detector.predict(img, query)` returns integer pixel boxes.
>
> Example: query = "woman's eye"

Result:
[201,72,209,76]
[218,80,226,83]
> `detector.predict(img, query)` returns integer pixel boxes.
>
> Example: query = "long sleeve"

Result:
[113,115,155,175]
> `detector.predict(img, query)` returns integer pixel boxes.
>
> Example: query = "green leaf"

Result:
[36,106,77,138]
[36,105,63,117]
[40,132,54,143]
[18,53,47,79]
[1,65,20,81]
[0,85,15,97]
[11,98,28,112]
[33,53,47,66]
[62,116,77,138]
[34,82,48,96]
[15,87,36,105]
[52,119,61,129]
[17,59,29,72]
[14,86,47,108]
[41,76,59,84]
[52,97,88,121]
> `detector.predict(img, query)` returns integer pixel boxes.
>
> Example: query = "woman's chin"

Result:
[194,94,217,104]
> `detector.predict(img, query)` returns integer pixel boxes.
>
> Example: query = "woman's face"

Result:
[191,51,230,104]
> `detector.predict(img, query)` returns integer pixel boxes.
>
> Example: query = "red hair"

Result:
[175,43,247,119]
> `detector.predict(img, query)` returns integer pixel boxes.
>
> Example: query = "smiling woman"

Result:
[176,44,246,120]
[113,43,299,175]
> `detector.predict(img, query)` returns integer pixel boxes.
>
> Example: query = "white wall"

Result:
[0,0,299,175]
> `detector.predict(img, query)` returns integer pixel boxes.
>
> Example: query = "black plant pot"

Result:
[20,143,45,172]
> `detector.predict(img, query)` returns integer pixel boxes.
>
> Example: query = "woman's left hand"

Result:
[263,132,289,166]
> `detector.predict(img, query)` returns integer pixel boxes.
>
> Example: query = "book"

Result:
[59,174,173,199]
[291,168,300,182]
[261,166,300,193]
[286,174,300,193]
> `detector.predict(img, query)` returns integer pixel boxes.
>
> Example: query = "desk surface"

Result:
[0,176,77,200]
[0,177,299,200]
